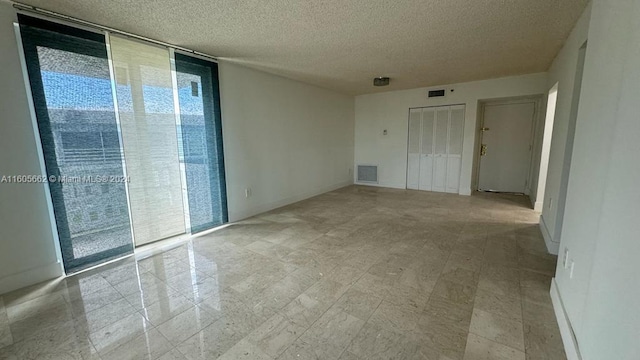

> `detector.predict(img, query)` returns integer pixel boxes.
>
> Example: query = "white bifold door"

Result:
[407,105,465,194]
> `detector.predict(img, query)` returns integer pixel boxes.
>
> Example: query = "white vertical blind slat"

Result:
[110,35,186,246]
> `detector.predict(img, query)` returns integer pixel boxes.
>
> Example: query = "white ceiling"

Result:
[15,0,589,95]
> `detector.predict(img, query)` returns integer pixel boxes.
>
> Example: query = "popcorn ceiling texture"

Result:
[15,0,588,95]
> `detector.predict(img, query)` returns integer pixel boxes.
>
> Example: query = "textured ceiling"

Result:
[13,0,589,95]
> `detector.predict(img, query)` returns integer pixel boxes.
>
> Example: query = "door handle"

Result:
[481,144,487,156]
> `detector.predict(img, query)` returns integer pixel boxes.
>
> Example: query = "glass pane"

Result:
[175,54,228,232]
[19,19,133,273]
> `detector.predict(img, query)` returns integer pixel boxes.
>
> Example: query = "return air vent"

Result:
[428,89,446,98]
[357,165,378,183]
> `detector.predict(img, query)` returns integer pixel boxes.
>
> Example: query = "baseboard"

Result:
[354,181,405,189]
[533,200,544,212]
[228,180,352,221]
[0,260,64,295]
[540,215,559,255]
[357,182,472,196]
[550,278,582,360]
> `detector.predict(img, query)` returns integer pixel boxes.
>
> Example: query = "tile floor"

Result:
[0,186,566,360]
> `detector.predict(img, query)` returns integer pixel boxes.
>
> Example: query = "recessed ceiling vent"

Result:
[428,89,446,97]
[373,77,390,86]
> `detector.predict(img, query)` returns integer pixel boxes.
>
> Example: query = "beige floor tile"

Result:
[89,312,151,355]
[101,328,173,360]
[463,333,525,360]
[521,299,557,326]
[517,251,557,276]
[158,348,189,360]
[1,330,99,360]
[138,293,194,326]
[368,300,421,333]
[347,322,419,360]
[156,305,219,346]
[422,295,473,332]
[296,307,364,359]
[332,288,382,321]
[76,297,137,333]
[473,288,522,321]
[415,315,469,360]
[432,279,476,307]
[246,313,307,357]
[0,187,563,360]
[523,322,567,360]
[175,317,246,360]
[218,339,273,360]
[469,309,524,351]
[68,284,125,317]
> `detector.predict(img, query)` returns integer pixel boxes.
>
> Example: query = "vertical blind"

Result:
[175,54,227,233]
[110,36,186,246]
[19,15,227,273]
[19,16,134,272]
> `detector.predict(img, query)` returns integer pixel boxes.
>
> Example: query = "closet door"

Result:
[433,107,449,192]
[446,106,465,193]
[419,108,435,191]
[406,109,422,189]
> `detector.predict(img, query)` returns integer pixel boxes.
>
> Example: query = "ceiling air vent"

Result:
[428,89,446,98]
[373,77,390,86]
[357,165,378,183]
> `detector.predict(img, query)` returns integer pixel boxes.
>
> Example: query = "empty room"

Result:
[0,0,638,359]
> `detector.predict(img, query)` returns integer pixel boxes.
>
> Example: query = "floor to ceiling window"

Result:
[18,15,227,273]
[175,53,227,233]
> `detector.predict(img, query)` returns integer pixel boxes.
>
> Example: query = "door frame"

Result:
[472,96,544,194]
[405,103,465,191]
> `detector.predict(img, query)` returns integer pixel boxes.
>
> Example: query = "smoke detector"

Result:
[373,77,390,86]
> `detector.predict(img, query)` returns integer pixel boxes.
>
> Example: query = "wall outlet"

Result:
[563,248,570,269]
[569,260,575,279]
[383,129,388,136]
[245,188,252,198]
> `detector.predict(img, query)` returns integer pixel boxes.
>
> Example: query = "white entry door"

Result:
[478,102,535,193]
[407,105,465,194]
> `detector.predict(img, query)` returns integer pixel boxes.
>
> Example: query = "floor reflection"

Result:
[0,186,563,360]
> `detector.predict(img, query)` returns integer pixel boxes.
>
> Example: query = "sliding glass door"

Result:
[19,16,134,272]
[18,16,228,273]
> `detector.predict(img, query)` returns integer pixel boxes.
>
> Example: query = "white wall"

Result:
[0,3,355,293]
[540,3,591,253]
[552,0,640,359]
[218,62,354,221]
[532,84,558,213]
[0,3,64,294]
[354,73,548,194]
